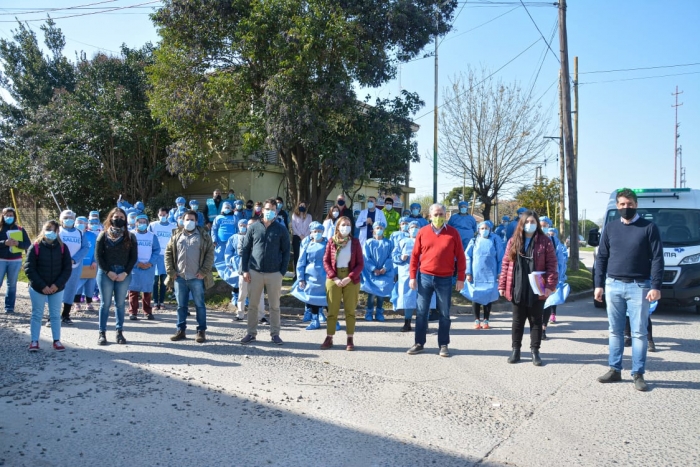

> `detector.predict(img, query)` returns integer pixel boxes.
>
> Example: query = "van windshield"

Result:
[605,208,700,247]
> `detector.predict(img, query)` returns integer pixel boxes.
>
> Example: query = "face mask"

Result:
[228,194,235,199]
[177,203,184,208]
[76,224,86,232]
[400,224,408,232]
[222,208,232,215]
[4,216,14,224]
[460,207,468,214]
[89,223,99,231]
[112,218,126,228]
[375,229,384,238]
[255,206,261,213]
[246,205,253,210]
[177,219,184,227]
[215,195,222,202]
[337,200,345,206]
[332,211,339,218]
[191,205,199,211]
[524,224,537,234]
[128,219,136,226]
[411,209,420,216]
[277,203,283,210]
[313,231,323,241]
[264,210,276,222]
[184,220,196,231]
[137,223,148,232]
[431,217,445,229]
[480,229,490,238]
[618,207,637,220]
[159,215,168,223]
[367,201,375,209]
[409,228,418,237]
[385,204,392,211]
[339,225,351,236]
[298,207,306,213]
[239,227,247,234]
[63,219,75,228]
[44,231,57,241]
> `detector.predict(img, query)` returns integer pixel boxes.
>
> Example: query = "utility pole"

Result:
[433,33,439,203]
[573,56,579,178]
[558,73,566,232]
[672,86,683,188]
[559,0,579,271]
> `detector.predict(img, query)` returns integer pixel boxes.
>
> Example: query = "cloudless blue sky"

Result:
[1,0,698,223]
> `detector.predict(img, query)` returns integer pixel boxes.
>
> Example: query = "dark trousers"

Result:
[153,274,167,305]
[543,306,556,326]
[309,305,321,314]
[473,302,491,320]
[511,300,544,350]
[292,235,302,278]
[129,291,153,315]
[625,315,653,340]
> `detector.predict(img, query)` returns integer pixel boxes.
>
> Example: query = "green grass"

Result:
[17,266,28,283]
[567,260,593,293]
[579,246,596,252]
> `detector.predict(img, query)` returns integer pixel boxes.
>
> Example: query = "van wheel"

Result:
[593,296,606,309]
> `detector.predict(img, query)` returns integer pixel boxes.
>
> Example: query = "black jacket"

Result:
[24,240,73,293]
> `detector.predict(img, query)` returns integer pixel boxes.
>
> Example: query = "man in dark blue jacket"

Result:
[594,188,664,392]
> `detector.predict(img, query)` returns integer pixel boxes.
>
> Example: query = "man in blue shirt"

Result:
[594,188,664,392]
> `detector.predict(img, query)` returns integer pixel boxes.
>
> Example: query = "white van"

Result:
[588,188,700,314]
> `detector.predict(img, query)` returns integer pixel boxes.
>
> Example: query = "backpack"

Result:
[34,242,65,256]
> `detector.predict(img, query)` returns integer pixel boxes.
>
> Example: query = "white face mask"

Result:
[523,224,537,234]
[339,225,351,236]
[332,211,339,218]
[184,220,196,231]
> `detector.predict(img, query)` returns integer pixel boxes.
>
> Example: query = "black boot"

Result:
[401,319,412,332]
[531,348,542,366]
[507,348,521,364]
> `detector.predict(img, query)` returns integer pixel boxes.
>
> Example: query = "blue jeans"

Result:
[175,277,207,331]
[366,294,386,312]
[97,268,132,332]
[0,260,22,312]
[29,288,63,342]
[605,277,650,375]
[415,274,453,347]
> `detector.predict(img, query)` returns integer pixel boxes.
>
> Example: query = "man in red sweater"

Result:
[407,203,466,357]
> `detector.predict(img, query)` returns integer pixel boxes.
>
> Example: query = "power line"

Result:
[442,6,520,44]
[579,70,700,85]
[0,0,118,16]
[519,0,559,63]
[414,37,542,121]
[526,18,557,98]
[580,62,700,75]
[0,0,161,22]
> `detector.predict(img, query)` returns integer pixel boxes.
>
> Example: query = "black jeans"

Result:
[511,300,544,350]
[292,235,302,278]
[473,302,491,320]
[543,305,556,327]
[153,274,167,305]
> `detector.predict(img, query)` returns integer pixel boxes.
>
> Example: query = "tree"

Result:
[514,177,561,222]
[149,0,457,220]
[442,185,475,207]
[437,69,551,221]
[410,194,434,217]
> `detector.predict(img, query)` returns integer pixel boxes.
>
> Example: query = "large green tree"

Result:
[149,0,457,220]
[514,177,561,222]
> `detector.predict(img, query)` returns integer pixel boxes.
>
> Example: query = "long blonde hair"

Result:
[34,220,64,245]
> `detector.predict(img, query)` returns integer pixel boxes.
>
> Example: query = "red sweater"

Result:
[409,225,466,281]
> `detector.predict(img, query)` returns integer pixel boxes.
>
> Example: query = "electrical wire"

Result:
[579,70,700,85]
[526,18,557,98]
[580,62,700,75]
[519,0,559,63]
[0,0,117,16]
[0,0,161,22]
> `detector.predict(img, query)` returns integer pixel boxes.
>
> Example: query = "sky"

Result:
[0,0,698,224]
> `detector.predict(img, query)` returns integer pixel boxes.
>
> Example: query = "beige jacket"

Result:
[165,226,215,290]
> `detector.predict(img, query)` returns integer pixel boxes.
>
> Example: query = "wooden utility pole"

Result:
[559,0,579,271]
[573,56,579,178]
[558,71,566,232]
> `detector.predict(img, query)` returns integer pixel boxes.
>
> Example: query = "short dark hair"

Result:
[384,197,393,204]
[275,196,284,203]
[368,196,377,201]
[183,209,198,221]
[264,198,277,208]
[159,207,169,214]
[616,188,637,204]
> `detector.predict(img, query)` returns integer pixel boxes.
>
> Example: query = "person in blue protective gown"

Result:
[188,200,206,227]
[494,215,509,240]
[127,214,160,320]
[212,201,239,303]
[505,207,527,241]
[447,201,477,250]
[126,212,138,232]
[407,202,429,228]
[360,221,395,322]
[388,216,410,311]
[72,217,98,311]
[462,221,503,330]
[232,199,248,224]
[168,197,187,224]
[225,218,265,321]
[149,208,176,310]
[291,222,339,331]
[542,227,569,339]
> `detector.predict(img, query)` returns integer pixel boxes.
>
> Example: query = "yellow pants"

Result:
[325,268,359,336]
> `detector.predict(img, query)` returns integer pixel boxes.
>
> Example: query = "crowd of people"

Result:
[1,187,660,390]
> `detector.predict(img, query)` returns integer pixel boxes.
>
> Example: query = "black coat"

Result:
[24,240,73,294]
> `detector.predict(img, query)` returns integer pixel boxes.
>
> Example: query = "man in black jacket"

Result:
[594,188,664,392]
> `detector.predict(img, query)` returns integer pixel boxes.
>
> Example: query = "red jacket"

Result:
[498,232,558,302]
[409,225,466,281]
[323,237,364,284]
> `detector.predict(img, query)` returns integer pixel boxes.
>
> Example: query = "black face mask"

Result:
[112,218,126,228]
[246,205,253,210]
[618,207,637,220]
[337,200,345,206]
[215,195,222,202]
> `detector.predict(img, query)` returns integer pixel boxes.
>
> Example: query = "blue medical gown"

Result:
[447,214,477,250]
[461,235,502,305]
[392,237,436,310]
[290,240,328,307]
[360,238,395,298]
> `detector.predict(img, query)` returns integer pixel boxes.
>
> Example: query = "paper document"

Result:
[528,271,546,295]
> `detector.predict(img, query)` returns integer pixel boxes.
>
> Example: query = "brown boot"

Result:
[346,336,355,351]
[170,329,186,341]
[320,336,333,350]
[195,330,206,343]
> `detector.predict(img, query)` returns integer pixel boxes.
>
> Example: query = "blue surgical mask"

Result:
[313,231,323,242]
[44,231,57,241]
[239,227,247,234]
[524,224,537,234]
[480,229,490,238]
[264,210,277,222]
[177,203,184,208]
[190,205,199,211]
[177,219,184,226]
[89,223,99,231]
[400,224,408,232]
[385,204,392,211]
[222,208,232,215]
[277,202,283,210]
[460,207,468,214]
[4,217,14,224]
[159,215,168,223]
[411,209,420,216]
[367,202,375,209]
[63,219,75,228]
[137,223,148,232]
[409,228,418,237]
[184,220,196,231]
[76,224,86,232]
[375,229,384,237]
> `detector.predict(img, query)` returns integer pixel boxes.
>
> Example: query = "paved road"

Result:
[1,282,699,467]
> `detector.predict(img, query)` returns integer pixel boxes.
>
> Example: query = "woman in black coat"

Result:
[25,220,73,352]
